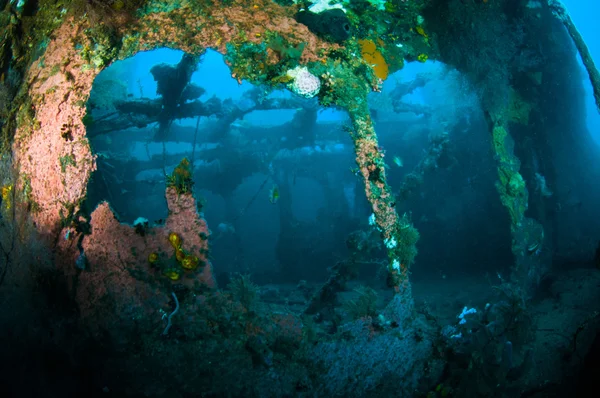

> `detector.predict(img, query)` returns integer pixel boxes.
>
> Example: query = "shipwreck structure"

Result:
[0,0,599,396]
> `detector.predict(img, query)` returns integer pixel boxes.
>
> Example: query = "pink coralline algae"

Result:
[13,21,97,242]
[163,187,216,288]
[56,187,215,339]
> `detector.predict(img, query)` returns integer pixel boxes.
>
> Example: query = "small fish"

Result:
[393,156,403,167]
[269,184,279,204]
[527,242,541,256]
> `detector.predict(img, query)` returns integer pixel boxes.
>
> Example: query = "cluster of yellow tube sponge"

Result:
[147,232,202,281]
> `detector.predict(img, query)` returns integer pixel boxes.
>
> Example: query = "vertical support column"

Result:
[347,103,418,306]
[488,112,545,294]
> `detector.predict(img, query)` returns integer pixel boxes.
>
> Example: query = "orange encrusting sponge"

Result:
[358,39,389,80]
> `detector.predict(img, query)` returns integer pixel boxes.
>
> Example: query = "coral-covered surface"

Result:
[350,112,411,292]
[56,188,214,341]
[137,0,340,65]
[7,0,350,354]
[163,186,216,288]
[12,21,97,240]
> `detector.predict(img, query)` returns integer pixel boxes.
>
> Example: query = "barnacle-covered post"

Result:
[320,6,424,306]
[342,93,418,306]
